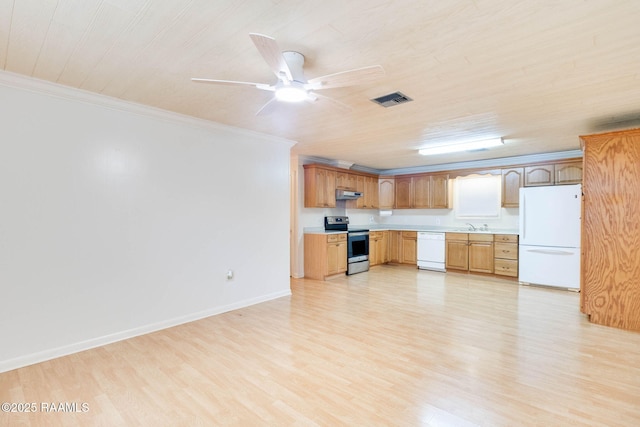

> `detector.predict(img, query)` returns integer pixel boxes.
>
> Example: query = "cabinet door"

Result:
[395,177,413,209]
[430,173,449,208]
[366,176,379,209]
[304,166,336,208]
[524,164,554,186]
[369,232,380,266]
[378,177,395,209]
[380,231,389,263]
[337,242,347,272]
[355,175,366,209]
[445,234,469,270]
[502,168,523,207]
[401,232,417,264]
[469,241,494,273]
[388,231,401,262]
[412,175,431,208]
[336,171,357,190]
[327,241,346,275]
[555,161,582,185]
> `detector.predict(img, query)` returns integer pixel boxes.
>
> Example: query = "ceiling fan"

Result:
[191,33,385,115]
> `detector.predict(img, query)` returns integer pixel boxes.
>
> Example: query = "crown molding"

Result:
[301,150,583,176]
[0,70,296,148]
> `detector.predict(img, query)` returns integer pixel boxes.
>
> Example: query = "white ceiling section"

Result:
[2,0,639,170]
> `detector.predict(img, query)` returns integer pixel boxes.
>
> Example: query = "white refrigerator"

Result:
[518,184,581,289]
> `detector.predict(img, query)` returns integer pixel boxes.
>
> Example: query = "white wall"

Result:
[0,72,294,372]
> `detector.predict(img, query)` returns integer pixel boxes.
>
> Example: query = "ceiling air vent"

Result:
[371,91,413,108]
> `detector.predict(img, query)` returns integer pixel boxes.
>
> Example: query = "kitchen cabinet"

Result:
[524,164,554,186]
[580,129,640,332]
[401,231,417,265]
[445,233,469,271]
[494,234,518,277]
[369,231,388,266]
[468,234,494,274]
[554,161,582,185]
[501,167,523,207]
[394,173,449,209]
[394,176,413,209]
[430,173,450,208]
[378,176,395,209]
[303,164,336,208]
[304,233,347,280]
[336,171,357,190]
[348,173,379,209]
[412,174,431,208]
[387,230,402,263]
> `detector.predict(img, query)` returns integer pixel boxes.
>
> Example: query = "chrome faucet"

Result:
[466,223,477,231]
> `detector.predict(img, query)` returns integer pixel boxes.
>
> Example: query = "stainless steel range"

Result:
[324,216,370,275]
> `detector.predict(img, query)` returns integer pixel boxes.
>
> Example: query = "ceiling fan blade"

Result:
[256,98,279,116]
[191,78,274,91]
[249,33,293,82]
[310,92,352,111]
[306,65,385,90]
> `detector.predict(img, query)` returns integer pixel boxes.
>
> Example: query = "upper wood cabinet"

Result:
[378,176,395,209]
[394,173,449,209]
[336,171,357,191]
[430,173,450,208]
[304,164,336,208]
[524,164,555,186]
[395,176,413,209]
[580,129,640,332]
[501,167,523,207]
[555,161,583,185]
[412,174,431,208]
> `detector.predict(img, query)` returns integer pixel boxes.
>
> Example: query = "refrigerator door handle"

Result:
[525,248,576,255]
[521,193,526,240]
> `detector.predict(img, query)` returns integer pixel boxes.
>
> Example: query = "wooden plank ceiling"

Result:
[1,0,639,170]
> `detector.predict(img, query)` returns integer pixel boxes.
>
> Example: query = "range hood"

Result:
[336,189,363,200]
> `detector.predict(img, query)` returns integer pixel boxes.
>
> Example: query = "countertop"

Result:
[304,225,520,235]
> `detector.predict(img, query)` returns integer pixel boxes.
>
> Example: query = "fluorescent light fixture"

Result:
[275,86,308,102]
[418,137,504,156]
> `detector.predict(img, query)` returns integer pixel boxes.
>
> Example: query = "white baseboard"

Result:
[0,289,291,374]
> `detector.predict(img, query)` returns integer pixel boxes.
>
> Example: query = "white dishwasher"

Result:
[417,232,446,272]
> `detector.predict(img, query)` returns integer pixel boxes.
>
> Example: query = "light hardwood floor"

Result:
[2,265,640,426]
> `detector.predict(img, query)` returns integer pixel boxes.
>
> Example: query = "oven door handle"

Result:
[348,232,369,237]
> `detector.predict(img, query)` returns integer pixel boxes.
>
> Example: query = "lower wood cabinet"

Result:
[369,231,388,266]
[445,233,469,271]
[468,234,494,274]
[304,233,347,280]
[387,230,416,265]
[446,232,519,277]
[401,231,417,265]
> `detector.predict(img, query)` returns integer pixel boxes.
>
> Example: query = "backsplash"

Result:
[346,208,519,231]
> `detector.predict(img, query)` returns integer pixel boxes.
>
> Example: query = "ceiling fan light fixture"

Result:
[275,86,308,102]
[419,137,504,156]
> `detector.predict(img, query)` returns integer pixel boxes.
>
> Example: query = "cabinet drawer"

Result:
[327,233,347,243]
[370,231,383,239]
[446,232,468,241]
[401,231,417,239]
[495,259,518,277]
[469,233,494,242]
[494,234,518,243]
[495,242,518,260]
